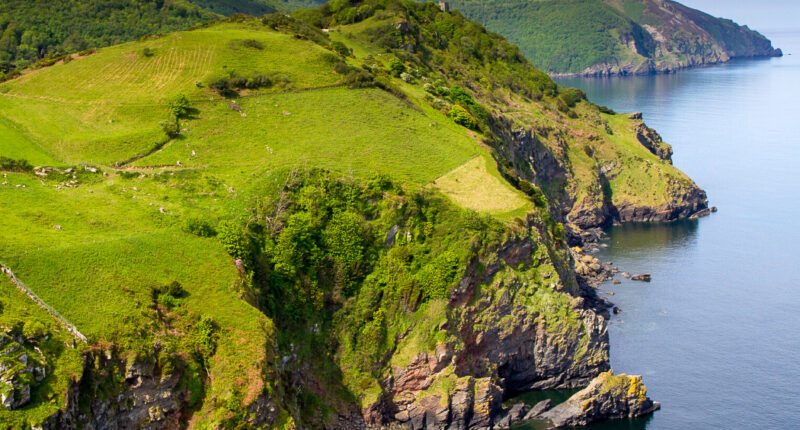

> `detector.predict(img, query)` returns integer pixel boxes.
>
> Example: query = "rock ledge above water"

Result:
[539,371,660,428]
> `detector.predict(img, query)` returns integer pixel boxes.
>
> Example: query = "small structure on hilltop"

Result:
[439,1,450,12]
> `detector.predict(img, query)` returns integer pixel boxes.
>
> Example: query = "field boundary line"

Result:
[0,262,88,343]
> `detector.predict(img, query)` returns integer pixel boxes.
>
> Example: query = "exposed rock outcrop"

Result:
[539,371,660,428]
[492,113,708,234]
[0,330,45,410]
[634,120,673,163]
[360,219,610,429]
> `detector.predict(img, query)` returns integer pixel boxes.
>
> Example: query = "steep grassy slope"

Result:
[0,275,84,427]
[0,2,699,427]
[445,0,780,75]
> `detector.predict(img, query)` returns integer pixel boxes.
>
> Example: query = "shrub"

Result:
[519,180,548,207]
[183,217,217,237]
[597,105,617,115]
[558,87,586,108]
[331,41,352,57]
[320,53,341,64]
[217,221,252,265]
[22,321,47,340]
[161,113,180,138]
[0,157,33,172]
[191,316,217,361]
[208,76,234,97]
[389,57,406,77]
[163,281,186,298]
[417,251,461,300]
[208,72,273,96]
[141,47,154,57]
[447,105,477,130]
[242,39,263,50]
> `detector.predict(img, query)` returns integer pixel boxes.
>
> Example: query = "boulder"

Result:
[523,399,551,420]
[539,371,660,428]
[631,274,651,282]
[508,402,528,421]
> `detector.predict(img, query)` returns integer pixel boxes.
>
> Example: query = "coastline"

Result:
[550,50,783,78]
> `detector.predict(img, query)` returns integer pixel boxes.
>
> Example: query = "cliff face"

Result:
[357,216,610,430]
[488,99,708,236]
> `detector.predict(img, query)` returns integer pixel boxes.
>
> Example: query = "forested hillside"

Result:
[0,0,324,73]
[446,0,781,75]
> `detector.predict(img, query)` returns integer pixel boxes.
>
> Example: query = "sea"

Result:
[515,30,800,429]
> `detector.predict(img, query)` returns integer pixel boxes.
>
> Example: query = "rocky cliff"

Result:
[489,99,708,240]
[355,214,610,430]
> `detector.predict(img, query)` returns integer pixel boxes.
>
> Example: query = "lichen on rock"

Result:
[539,371,660,428]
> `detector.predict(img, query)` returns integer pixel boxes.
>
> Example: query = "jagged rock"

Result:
[539,371,660,428]
[496,401,529,428]
[690,208,711,219]
[385,225,400,248]
[631,274,651,282]
[523,399,551,420]
[634,122,673,163]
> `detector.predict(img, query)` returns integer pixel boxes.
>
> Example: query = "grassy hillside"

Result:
[0,12,526,425]
[0,1,704,426]
[446,0,779,75]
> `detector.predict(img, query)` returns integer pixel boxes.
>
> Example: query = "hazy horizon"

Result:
[679,0,799,33]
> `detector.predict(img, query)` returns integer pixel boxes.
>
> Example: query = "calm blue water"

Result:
[546,31,800,429]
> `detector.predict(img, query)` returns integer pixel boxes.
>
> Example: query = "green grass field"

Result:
[0,18,516,424]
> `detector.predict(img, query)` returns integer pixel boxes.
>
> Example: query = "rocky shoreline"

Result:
[549,49,783,79]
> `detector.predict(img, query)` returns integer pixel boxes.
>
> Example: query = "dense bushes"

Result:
[216,169,501,331]
[0,156,33,172]
[182,217,217,237]
[208,71,274,96]
[0,0,219,67]
[447,104,477,129]
[558,87,586,108]
[241,38,264,50]
[331,40,352,57]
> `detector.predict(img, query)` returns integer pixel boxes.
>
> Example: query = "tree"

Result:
[169,94,191,118]
[161,113,180,138]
